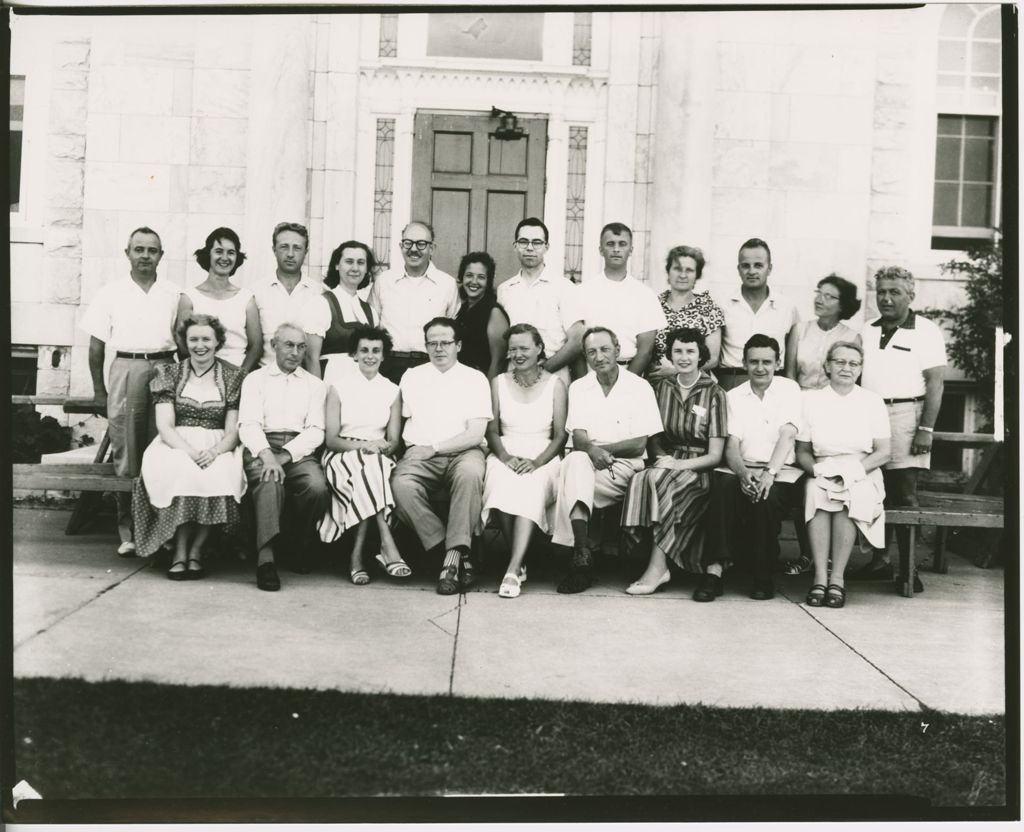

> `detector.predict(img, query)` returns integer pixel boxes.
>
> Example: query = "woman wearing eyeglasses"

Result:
[784,274,862,391]
[795,341,890,608]
[454,252,510,380]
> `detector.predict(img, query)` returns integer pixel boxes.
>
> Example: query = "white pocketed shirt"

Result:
[79,276,180,352]
[722,376,803,482]
[368,264,459,353]
[577,273,667,362]
[717,288,798,369]
[497,265,583,357]
[860,311,947,399]
[565,369,663,463]
[798,385,891,458]
[237,363,327,462]
[252,276,331,367]
[400,361,492,447]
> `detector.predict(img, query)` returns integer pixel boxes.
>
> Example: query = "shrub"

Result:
[12,404,72,463]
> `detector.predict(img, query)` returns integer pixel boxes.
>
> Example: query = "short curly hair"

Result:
[874,265,914,293]
[665,245,705,279]
[348,325,394,359]
[178,312,227,350]
[194,227,246,275]
[665,327,711,366]
[817,273,862,321]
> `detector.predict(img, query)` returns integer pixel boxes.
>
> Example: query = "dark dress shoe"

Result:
[895,573,924,593]
[693,573,724,602]
[848,561,892,581]
[556,568,593,594]
[437,565,460,596]
[460,558,477,589]
[750,578,775,600]
[256,562,281,592]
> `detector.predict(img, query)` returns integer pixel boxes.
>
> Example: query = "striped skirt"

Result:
[318,448,396,543]
[620,467,712,573]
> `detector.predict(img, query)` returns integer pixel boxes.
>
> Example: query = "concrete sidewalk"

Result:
[12,507,1005,715]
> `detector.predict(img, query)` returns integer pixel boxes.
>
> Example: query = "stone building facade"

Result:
[9,7,1004,444]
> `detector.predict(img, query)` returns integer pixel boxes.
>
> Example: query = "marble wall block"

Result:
[10,243,46,303]
[38,345,71,371]
[190,117,249,167]
[194,22,254,70]
[784,191,871,241]
[88,65,175,115]
[123,41,195,69]
[11,303,77,346]
[173,68,194,117]
[82,210,120,260]
[604,86,639,180]
[84,162,170,212]
[48,208,85,230]
[85,113,121,162]
[53,40,91,72]
[709,187,785,240]
[52,70,89,92]
[49,89,89,136]
[713,91,773,142]
[788,94,874,144]
[187,166,247,214]
[712,140,771,189]
[118,115,190,165]
[603,182,635,222]
[168,165,190,213]
[321,170,356,246]
[36,367,72,397]
[46,161,86,211]
[717,42,778,93]
[870,149,911,194]
[768,142,840,191]
[80,257,125,304]
[324,73,359,171]
[774,46,843,96]
[840,50,876,97]
[48,133,87,162]
[43,226,82,259]
[836,145,874,194]
[192,69,251,118]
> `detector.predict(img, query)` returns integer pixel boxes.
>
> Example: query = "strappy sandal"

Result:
[826,583,847,609]
[375,553,412,578]
[805,584,826,607]
[498,573,522,599]
[186,558,205,580]
[350,569,370,586]
[167,560,189,581]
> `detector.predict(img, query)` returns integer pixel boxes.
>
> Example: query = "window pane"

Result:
[9,129,22,211]
[935,136,962,180]
[963,138,994,181]
[964,115,995,136]
[970,75,1000,93]
[937,114,963,135]
[940,3,974,35]
[974,8,1001,39]
[961,183,992,226]
[937,40,967,72]
[932,182,959,225]
[937,72,964,88]
[971,41,1001,73]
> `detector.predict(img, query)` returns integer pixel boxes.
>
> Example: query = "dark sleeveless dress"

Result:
[455,297,509,375]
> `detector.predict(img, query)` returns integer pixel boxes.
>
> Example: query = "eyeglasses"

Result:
[426,340,456,350]
[515,238,547,249]
[401,239,432,251]
[828,359,862,368]
[814,290,841,302]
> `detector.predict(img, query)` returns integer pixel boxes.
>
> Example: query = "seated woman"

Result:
[314,240,377,377]
[482,324,568,598]
[132,313,247,578]
[795,341,891,608]
[621,327,727,596]
[784,274,862,390]
[318,325,409,584]
[178,227,262,373]
[454,252,510,379]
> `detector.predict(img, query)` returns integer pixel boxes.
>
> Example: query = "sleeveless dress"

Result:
[793,319,860,390]
[455,296,509,375]
[320,286,375,379]
[481,373,562,533]
[131,359,247,556]
[183,285,254,368]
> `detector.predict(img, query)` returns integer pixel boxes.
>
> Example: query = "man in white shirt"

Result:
[703,334,803,601]
[238,323,330,592]
[852,266,947,593]
[577,222,667,375]
[80,227,180,556]
[391,317,492,595]
[497,217,585,384]
[369,220,460,384]
[551,327,663,593]
[716,238,798,391]
[252,222,331,376]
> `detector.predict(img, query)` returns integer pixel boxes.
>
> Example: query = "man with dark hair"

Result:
[577,221,666,376]
[716,238,798,391]
[370,220,459,384]
[702,334,803,600]
[497,216,584,384]
[391,316,492,595]
[81,227,180,556]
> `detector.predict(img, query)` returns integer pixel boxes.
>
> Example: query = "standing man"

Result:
[391,317,492,595]
[81,227,180,556]
[703,335,803,601]
[369,220,460,384]
[252,222,331,376]
[237,323,330,592]
[551,327,663,593]
[716,238,798,391]
[576,222,667,376]
[497,217,585,384]
[853,266,947,593]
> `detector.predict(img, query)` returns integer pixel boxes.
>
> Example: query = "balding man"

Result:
[80,227,180,556]
[369,220,460,384]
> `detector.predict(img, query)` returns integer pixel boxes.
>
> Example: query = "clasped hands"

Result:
[256,448,292,482]
[739,468,775,502]
[503,455,538,474]
[189,446,220,470]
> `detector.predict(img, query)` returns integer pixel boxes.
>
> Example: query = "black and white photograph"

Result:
[5,1,1015,823]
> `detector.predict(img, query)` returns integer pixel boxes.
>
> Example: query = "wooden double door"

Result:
[411,111,548,282]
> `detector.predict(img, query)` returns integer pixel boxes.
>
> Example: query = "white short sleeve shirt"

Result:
[326,369,399,441]
[252,276,332,367]
[725,376,802,481]
[368,264,459,353]
[497,266,583,356]
[566,369,663,461]
[577,274,667,361]
[717,288,799,369]
[798,385,891,458]
[79,276,180,352]
[400,361,492,447]
[860,311,947,399]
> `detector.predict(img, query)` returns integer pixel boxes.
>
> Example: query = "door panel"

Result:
[413,111,547,282]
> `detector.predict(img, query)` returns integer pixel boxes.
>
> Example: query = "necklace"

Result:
[677,373,699,390]
[190,360,215,379]
[512,369,541,389]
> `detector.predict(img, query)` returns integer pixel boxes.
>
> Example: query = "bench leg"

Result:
[64,431,113,536]
[934,527,949,574]
[898,526,915,598]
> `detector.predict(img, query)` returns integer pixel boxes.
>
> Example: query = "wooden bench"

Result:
[884,431,1004,598]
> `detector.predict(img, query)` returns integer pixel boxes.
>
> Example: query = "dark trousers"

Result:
[706,470,797,580]
[381,352,428,386]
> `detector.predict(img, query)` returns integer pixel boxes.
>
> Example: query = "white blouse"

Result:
[325,366,399,441]
[798,385,890,458]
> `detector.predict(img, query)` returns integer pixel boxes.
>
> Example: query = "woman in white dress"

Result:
[483,324,568,598]
[318,326,410,584]
[795,341,891,608]
[178,227,262,372]
[132,314,247,578]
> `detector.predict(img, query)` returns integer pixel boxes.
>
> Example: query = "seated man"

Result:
[238,322,330,591]
[704,334,803,600]
[551,326,663,594]
[391,317,492,595]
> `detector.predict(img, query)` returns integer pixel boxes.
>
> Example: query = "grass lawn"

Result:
[10,677,1007,819]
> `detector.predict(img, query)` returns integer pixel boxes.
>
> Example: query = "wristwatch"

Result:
[918,426,934,433]
[431,442,441,454]
[766,467,778,477]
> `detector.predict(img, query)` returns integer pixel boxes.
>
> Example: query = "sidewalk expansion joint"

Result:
[14,562,151,650]
[447,594,465,696]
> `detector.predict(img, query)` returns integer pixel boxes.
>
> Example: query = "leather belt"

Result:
[883,396,924,405]
[115,350,176,360]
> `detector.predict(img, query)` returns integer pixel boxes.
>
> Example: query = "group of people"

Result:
[81,218,947,605]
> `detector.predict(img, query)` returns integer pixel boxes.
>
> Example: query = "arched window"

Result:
[932,4,1001,248]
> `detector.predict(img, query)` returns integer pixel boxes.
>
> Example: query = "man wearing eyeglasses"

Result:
[497,217,584,384]
[369,221,459,385]
[391,317,492,595]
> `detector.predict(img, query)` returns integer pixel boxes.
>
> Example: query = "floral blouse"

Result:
[150,359,245,430]
[654,291,726,364]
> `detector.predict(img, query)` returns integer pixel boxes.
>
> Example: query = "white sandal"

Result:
[498,573,522,599]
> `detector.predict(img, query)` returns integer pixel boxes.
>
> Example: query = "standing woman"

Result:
[621,327,728,596]
[455,252,510,379]
[132,313,247,577]
[785,274,862,389]
[650,246,726,380]
[482,324,568,598]
[318,326,410,584]
[317,240,377,376]
[795,341,890,608]
[178,227,262,373]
